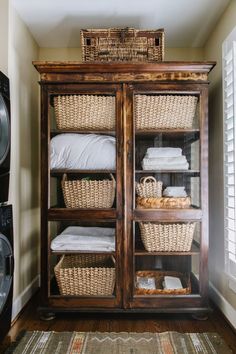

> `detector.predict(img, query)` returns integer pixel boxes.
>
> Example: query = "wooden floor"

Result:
[1,292,236,353]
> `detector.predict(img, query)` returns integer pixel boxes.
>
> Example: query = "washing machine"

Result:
[0,204,14,341]
[0,71,11,203]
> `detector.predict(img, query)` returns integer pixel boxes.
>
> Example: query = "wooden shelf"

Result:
[51,130,116,137]
[135,129,199,135]
[48,208,117,220]
[51,169,116,176]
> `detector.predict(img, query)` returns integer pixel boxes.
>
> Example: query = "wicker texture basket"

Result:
[135,95,198,129]
[81,28,164,62]
[62,174,116,209]
[139,222,196,252]
[54,94,115,130]
[55,254,115,296]
[137,196,191,209]
[135,270,191,295]
[136,176,163,198]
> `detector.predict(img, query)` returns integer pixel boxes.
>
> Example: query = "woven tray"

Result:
[81,28,164,62]
[54,94,115,130]
[139,222,196,252]
[62,174,116,209]
[54,254,116,296]
[135,270,191,295]
[136,176,163,198]
[135,95,198,129]
[137,196,191,209]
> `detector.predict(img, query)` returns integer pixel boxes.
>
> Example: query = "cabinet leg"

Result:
[39,311,56,321]
[191,313,209,321]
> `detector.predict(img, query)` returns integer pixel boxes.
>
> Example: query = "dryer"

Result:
[0,71,11,203]
[0,204,14,341]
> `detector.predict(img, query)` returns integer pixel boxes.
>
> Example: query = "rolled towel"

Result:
[163,186,187,197]
[163,276,183,290]
[146,147,182,158]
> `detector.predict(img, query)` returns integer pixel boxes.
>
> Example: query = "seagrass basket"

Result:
[53,94,115,130]
[54,254,116,296]
[136,196,191,209]
[139,222,196,252]
[135,270,191,295]
[135,176,163,198]
[81,28,164,62]
[135,95,198,129]
[62,174,116,209]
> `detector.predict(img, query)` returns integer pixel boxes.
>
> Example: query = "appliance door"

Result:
[0,93,10,167]
[0,233,13,314]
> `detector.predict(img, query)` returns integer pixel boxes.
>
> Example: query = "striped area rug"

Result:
[5,331,232,354]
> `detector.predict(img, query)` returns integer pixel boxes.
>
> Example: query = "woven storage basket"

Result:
[81,28,164,62]
[62,174,116,209]
[136,196,191,209]
[135,95,198,129]
[135,270,191,295]
[54,94,115,130]
[139,222,196,252]
[54,254,116,296]
[136,176,163,198]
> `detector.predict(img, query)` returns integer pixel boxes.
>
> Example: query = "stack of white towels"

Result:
[163,276,183,290]
[141,147,189,170]
[163,186,187,198]
[51,226,115,252]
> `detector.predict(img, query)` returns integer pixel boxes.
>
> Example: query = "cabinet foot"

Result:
[39,311,56,321]
[191,313,208,321]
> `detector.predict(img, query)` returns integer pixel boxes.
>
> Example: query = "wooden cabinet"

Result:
[33,61,215,317]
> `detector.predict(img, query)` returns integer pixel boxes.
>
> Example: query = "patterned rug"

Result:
[5,331,232,354]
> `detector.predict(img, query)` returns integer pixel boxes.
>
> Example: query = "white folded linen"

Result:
[146,147,182,158]
[51,226,115,251]
[163,186,187,197]
[142,162,189,170]
[50,133,116,170]
[142,156,187,166]
[163,276,183,290]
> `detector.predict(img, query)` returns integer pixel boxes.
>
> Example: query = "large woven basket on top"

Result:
[139,222,196,252]
[53,94,115,130]
[135,270,191,295]
[81,28,164,62]
[136,176,163,198]
[54,254,116,296]
[135,95,198,129]
[136,196,191,209]
[62,174,116,209]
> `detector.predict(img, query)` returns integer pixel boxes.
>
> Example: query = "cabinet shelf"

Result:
[51,169,116,176]
[48,208,117,220]
[135,243,200,256]
[51,130,116,137]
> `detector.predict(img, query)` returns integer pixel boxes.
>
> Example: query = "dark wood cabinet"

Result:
[34,61,215,317]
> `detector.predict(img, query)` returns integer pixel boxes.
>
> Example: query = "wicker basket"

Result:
[136,196,191,209]
[135,270,191,295]
[53,94,115,130]
[139,222,196,252]
[135,95,198,129]
[81,28,164,62]
[55,254,116,296]
[136,176,163,198]
[62,174,116,209]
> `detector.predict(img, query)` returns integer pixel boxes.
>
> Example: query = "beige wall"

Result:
[204,0,236,311]
[8,3,40,317]
[39,47,204,61]
[0,0,9,74]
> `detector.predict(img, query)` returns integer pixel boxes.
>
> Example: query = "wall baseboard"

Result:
[209,281,236,330]
[12,275,40,321]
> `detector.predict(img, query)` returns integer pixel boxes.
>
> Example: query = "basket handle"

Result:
[140,176,157,184]
[109,173,116,183]
[62,173,68,183]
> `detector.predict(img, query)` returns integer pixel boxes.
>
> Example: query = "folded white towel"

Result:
[146,147,182,158]
[163,276,183,290]
[51,226,115,251]
[142,156,187,166]
[142,162,189,170]
[163,186,187,197]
